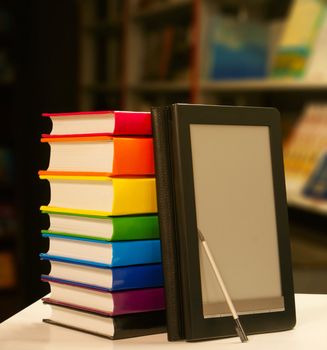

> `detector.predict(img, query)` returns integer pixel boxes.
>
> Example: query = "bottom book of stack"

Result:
[43,302,166,340]
[42,276,166,339]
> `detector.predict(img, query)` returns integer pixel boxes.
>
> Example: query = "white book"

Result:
[43,304,166,339]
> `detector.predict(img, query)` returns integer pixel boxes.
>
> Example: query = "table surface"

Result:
[0,294,326,350]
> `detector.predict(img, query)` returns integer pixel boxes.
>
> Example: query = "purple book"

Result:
[42,278,165,316]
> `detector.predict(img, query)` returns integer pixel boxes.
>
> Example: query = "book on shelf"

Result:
[42,110,152,137]
[42,210,159,241]
[271,0,325,78]
[42,279,165,316]
[40,234,161,267]
[41,259,163,291]
[39,136,154,176]
[206,13,268,80]
[39,175,157,216]
[43,302,166,340]
[302,152,327,199]
[283,104,327,196]
[142,23,191,82]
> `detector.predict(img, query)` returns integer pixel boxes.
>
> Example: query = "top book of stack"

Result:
[42,111,152,137]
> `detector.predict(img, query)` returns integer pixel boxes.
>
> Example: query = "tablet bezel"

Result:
[170,104,296,341]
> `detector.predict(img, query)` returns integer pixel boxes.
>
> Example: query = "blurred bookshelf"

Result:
[77,0,327,294]
[201,79,327,92]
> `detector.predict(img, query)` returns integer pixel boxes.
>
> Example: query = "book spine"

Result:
[42,214,160,241]
[112,263,164,290]
[41,262,164,291]
[114,111,152,135]
[112,287,165,315]
[111,240,162,266]
[112,178,157,215]
[112,137,155,176]
[151,106,184,340]
[111,215,159,241]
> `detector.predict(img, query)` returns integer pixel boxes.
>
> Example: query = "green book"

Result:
[41,210,159,241]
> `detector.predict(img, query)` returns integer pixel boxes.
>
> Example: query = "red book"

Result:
[42,110,152,137]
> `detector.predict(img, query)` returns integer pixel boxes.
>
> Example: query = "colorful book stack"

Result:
[39,110,166,340]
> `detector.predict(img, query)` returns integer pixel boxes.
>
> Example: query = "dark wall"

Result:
[12,0,79,310]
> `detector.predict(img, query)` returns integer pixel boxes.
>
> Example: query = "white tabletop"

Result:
[0,294,326,350]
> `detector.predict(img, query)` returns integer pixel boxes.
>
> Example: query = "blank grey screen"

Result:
[189,124,284,318]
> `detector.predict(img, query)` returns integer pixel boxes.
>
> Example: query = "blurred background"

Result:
[1,0,327,322]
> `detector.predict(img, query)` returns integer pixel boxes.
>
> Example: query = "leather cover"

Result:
[151,106,184,340]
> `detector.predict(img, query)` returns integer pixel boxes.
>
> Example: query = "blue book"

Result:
[208,14,268,80]
[41,233,161,267]
[303,153,327,199]
[40,258,163,291]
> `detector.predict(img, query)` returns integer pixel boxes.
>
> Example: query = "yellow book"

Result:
[39,175,157,216]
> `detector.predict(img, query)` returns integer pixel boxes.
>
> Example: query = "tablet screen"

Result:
[190,124,285,318]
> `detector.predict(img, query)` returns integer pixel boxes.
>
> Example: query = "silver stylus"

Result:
[198,229,248,343]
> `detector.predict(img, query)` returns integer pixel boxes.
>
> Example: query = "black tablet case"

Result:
[151,106,184,340]
[151,103,296,342]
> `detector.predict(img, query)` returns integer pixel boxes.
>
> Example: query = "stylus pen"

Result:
[198,229,248,343]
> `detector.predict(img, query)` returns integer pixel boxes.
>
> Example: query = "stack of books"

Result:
[39,110,166,339]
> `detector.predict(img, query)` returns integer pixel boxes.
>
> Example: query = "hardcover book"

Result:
[39,175,157,216]
[43,302,166,340]
[39,136,154,176]
[43,279,165,315]
[42,110,152,137]
[41,259,163,291]
[41,234,161,267]
[41,210,159,241]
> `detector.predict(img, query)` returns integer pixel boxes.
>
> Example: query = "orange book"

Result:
[39,136,154,177]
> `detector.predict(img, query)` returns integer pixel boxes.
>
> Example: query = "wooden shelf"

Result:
[130,79,327,94]
[201,79,327,93]
[288,193,327,216]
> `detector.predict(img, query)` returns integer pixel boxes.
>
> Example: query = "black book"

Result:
[151,103,296,342]
[43,300,166,340]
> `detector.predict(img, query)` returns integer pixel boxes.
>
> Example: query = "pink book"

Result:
[42,278,165,316]
[42,110,152,137]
